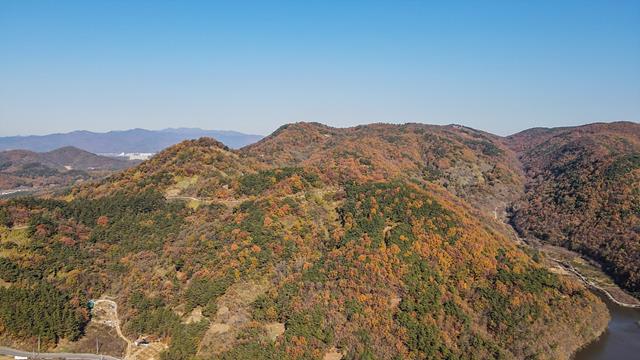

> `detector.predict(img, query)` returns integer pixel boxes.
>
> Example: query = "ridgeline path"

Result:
[165,186,339,208]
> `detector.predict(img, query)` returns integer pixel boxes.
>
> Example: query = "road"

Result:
[0,346,121,360]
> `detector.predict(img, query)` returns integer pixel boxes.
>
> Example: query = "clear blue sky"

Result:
[1,0,638,136]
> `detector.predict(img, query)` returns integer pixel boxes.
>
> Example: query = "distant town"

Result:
[100,153,155,161]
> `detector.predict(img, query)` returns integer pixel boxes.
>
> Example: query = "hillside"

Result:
[0,128,264,153]
[242,122,524,218]
[0,122,611,360]
[507,121,640,294]
[0,147,135,191]
[75,138,261,200]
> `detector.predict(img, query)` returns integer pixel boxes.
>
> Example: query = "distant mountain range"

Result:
[0,128,264,153]
[0,146,136,191]
[0,146,133,172]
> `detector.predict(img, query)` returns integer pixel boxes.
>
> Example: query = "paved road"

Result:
[0,346,121,360]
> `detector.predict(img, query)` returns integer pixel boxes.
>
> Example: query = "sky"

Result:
[0,0,639,137]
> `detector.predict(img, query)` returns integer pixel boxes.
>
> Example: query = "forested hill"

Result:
[0,122,614,360]
[0,146,133,171]
[0,146,136,191]
[242,122,525,218]
[507,121,640,294]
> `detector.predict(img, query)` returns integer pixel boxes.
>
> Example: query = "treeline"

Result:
[0,283,86,342]
[238,167,320,195]
[6,188,173,227]
[63,188,169,226]
[0,189,187,346]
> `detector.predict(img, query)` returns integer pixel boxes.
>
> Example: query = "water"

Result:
[574,292,640,359]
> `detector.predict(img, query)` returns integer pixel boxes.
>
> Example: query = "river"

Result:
[574,291,640,359]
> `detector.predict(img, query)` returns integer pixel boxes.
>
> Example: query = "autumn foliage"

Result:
[0,122,618,359]
[509,122,640,293]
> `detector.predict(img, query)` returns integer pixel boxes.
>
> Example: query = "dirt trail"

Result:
[505,222,640,309]
[166,195,250,208]
[93,299,134,357]
[166,186,338,208]
[550,258,640,308]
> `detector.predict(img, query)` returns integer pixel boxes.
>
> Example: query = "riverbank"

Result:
[521,238,640,308]
[517,238,640,359]
[574,291,640,359]
[552,258,640,308]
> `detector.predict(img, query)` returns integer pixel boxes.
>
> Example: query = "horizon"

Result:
[0,127,265,137]
[1,120,639,139]
[1,1,639,137]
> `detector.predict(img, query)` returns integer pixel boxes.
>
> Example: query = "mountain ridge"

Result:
[0,128,264,153]
[1,120,637,359]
